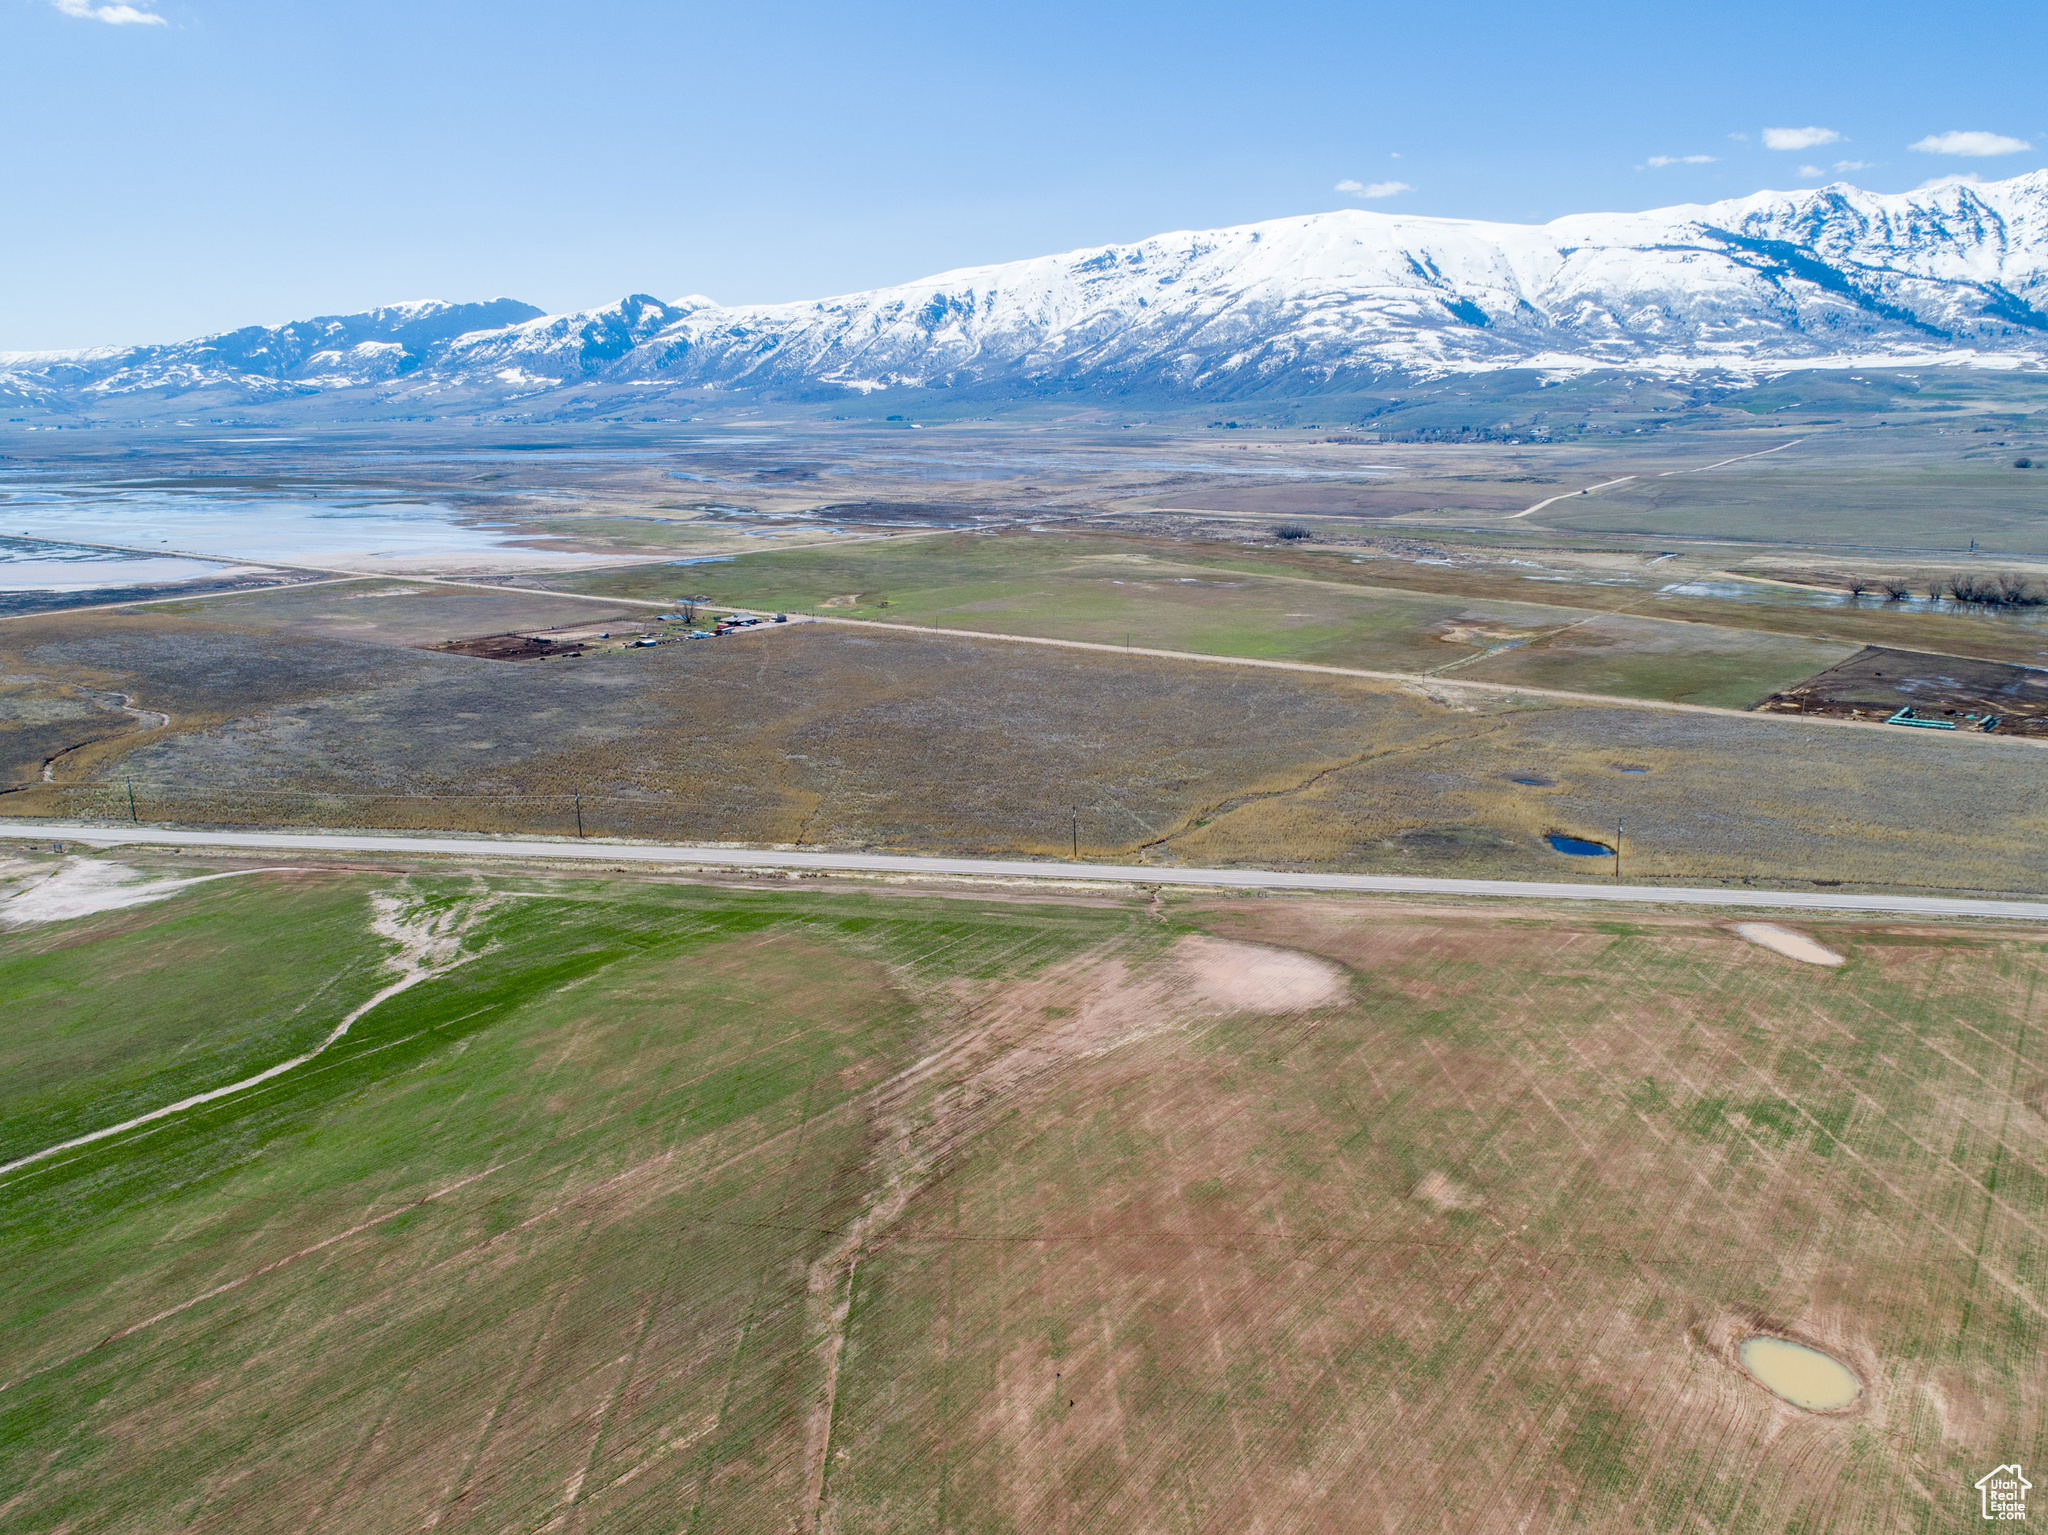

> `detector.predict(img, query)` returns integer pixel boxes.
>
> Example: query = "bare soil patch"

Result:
[1168,933,1348,1011]
[0,857,307,927]
[1757,643,2048,733]
[1733,922,1845,967]
[429,632,590,661]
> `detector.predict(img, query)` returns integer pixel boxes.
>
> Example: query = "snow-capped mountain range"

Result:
[8,173,2047,415]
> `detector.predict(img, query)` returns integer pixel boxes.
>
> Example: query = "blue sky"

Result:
[5,0,2045,349]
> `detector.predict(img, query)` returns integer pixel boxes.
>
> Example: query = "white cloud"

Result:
[1798,165,1823,177]
[1916,171,1987,190]
[1762,126,1843,151]
[1832,159,1873,172]
[1336,179,1413,199]
[1909,130,2032,156]
[1646,154,1716,167]
[1727,131,1750,143]
[52,0,165,21]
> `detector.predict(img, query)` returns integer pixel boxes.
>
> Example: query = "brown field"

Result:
[1,863,2041,1532]
[4,594,2047,896]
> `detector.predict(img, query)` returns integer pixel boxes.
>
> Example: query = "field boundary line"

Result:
[4,823,2047,920]
[792,613,2046,747]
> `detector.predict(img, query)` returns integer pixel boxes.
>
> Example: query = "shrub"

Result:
[1274,524,1313,542]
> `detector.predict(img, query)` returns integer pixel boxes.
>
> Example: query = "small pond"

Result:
[1546,833,1614,857]
[1738,1336,1860,1411]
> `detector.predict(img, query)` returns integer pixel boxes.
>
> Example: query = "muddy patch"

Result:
[1734,922,1844,967]
[1738,1336,1862,1411]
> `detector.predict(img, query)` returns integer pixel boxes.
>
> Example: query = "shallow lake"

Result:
[0,541,262,593]
[0,488,587,586]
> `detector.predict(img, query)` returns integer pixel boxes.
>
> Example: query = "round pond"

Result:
[1546,833,1613,857]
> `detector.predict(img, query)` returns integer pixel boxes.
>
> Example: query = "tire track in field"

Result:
[559,1100,707,1531]
[1062,976,1507,1526]
[426,1218,599,1529]
[1434,940,1789,1534]
[1953,963,2035,1352]
[679,1077,826,1535]
[1737,955,2048,1253]
[1675,1005,2048,1323]
[0,886,493,1179]
[5,924,836,1397]
[1131,721,1512,859]
[0,1162,510,1397]
[1792,952,2048,1208]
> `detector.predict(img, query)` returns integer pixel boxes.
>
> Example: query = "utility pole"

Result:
[1615,818,1623,879]
[574,792,584,839]
[126,778,138,823]
[1071,805,1079,859]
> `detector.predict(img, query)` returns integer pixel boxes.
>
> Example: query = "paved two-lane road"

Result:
[4,823,2046,922]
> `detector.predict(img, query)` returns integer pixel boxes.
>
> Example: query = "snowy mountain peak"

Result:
[7,174,2047,416]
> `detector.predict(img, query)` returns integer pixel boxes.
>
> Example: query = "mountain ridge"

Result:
[7,175,2047,417]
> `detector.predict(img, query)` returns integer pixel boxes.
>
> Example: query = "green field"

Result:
[2,854,2042,1531]
[0,873,395,1162]
[1455,612,1855,708]
[552,533,1866,706]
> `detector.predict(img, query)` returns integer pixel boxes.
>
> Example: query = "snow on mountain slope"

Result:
[7,175,2046,415]
[613,172,2048,393]
[0,299,544,405]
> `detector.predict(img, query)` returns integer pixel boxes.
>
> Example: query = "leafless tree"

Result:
[1947,571,2047,607]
